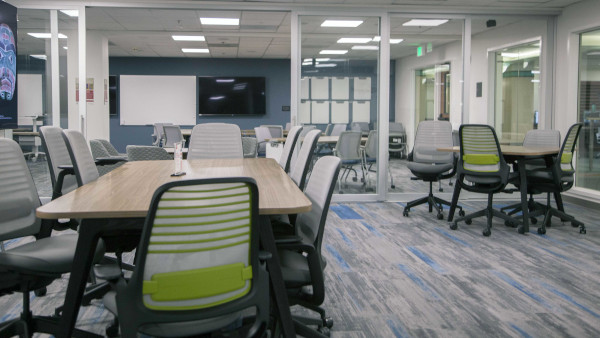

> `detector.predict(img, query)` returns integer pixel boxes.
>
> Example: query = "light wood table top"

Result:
[268,135,367,144]
[13,131,40,136]
[37,158,311,219]
[437,145,559,156]
[182,129,287,137]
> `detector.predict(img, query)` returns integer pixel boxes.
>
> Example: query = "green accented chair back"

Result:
[116,177,268,337]
[558,123,582,174]
[460,124,502,174]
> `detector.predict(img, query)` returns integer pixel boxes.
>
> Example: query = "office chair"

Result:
[324,124,333,136]
[500,129,561,223]
[389,122,407,159]
[276,156,341,335]
[278,126,303,172]
[285,122,292,131]
[351,121,370,136]
[329,124,346,137]
[162,125,185,148]
[260,124,284,138]
[97,139,126,157]
[403,121,463,220]
[188,123,244,159]
[254,126,272,157]
[126,145,173,161]
[525,123,585,234]
[242,137,258,158]
[299,125,317,137]
[290,129,321,191]
[89,140,126,176]
[99,178,269,338]
[152,123,172,147]
[449,124,518,236]
[334,131,364,191]
[362,130,396,190]
[0,138,105,337]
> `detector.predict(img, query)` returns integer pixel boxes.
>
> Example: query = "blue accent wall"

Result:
[109,57,291,152]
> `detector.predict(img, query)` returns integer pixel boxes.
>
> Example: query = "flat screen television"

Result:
[198,77,266,116]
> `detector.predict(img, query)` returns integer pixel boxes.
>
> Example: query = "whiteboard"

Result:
[300,77,309,100]
[331,101,349,124]
[311,101,329,124]
[299,100,311,124]
[352,101,370,122]
[311,77,329,100]
[120,75,197,126]
[353,77,371,100]
[17,74,43,125]
[331,77,349,100]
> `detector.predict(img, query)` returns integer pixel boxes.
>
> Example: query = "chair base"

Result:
[403,181,462,220]
[537,198,586,235]
[450,194,516,236]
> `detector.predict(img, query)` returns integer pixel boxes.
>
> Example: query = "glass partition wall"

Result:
[299,15,380,195]
[576,28,600,191]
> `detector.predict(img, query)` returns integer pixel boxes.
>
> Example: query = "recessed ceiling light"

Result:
[351,45,379,50]
[28,32,67,39]
[30,54,47,60]
[216,79,235,83]
[587,51,600,56]
[315,58,330,62]
[403,19,449,27]
[60,10,78,17]
[391,39,404,44]
[200,18,239,26]
[372,36,381,42]
[302,62,313,66]
[182,48,210,53]
[63,46,68,50]
[315,63,337,68]
[172,35,205,41]
[321,20,363,28]
[337,37,372,44]
[320,50,348,55]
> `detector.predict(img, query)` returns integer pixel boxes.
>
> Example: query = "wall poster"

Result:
[0,2,18,129]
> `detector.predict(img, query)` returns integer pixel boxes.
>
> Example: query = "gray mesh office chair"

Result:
[254,126,272,157]
[351,122,370,136]
[162,125,185,148]
[188,123,243,159]
[0,138,105,337]
[362,130,396,190]
[90,140,126,176]
[403,121,462,220]
[330,124,347,137]
[278,125,303,172]
[152,123,172,146]
[99,178,269,338]
[324,124,333,136]
[500,129,561,221]
[299,125,316,137]
[389,122,407,159]
[98,139,126,157]
[126,145,172,161]
[285,122,292,131]
[334,131,364,190]
[242,137,258,158]
[525,123,585,235]
[277,156,341,334]
[39,126,78,201]
[289,129,321,191]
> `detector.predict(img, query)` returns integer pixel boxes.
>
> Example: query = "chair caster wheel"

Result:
[505,220,516,228]
[403,210,409,217]
[517,226,525,234]
[317,327,331,336]
[391,185,395,189]
[450,223,458,230]
[537,228,546,235]
[482,229,491,237]
[571,222,579,228]
[458,210,465,217]
[34,287,47,297]
[437,213,444,220]
[465,218,472,225]
[530,217,537,224]
[323,317,333,328]
[352,177,358,182]
[580,227,587,234]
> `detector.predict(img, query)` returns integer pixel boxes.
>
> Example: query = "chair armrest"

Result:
[274,235,303,245]
[57,164,74,171]
[95,156,127,165]
[93,264,122,282]
[53,166,75,200]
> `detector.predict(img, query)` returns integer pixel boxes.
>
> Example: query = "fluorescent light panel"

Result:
[182,48,209,53]
[320,50,348,55]
[60,10,78,17]
[30,54,47,60]
[315,58,330,62]
[403,19,448,27]
[371,36,403,44]
[200,18,239,25]
[315,63,337,68]
[337,37,372,44]
[172,35,205,41]
[28,32,67,39]
[216,79,235,83]
[352,45,378,50]
[321,20,363,28]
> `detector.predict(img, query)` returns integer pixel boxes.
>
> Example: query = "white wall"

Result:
[554,0,600,138]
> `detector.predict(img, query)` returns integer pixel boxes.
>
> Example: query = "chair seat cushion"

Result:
[0,234,105,274]
[526,168,574,183]
[103,290,242,336]
[406,162,453,178]
[278,249,311,288]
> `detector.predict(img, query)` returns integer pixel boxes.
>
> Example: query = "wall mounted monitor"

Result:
[198,76,266,116]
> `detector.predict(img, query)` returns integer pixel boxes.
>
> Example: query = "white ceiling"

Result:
[13,0,584,60]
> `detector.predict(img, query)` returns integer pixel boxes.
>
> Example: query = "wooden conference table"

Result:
[36,158,311,337]
[268,135,368,144]
[438,145,560,234]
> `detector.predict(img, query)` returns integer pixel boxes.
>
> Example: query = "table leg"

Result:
[517,160,530,234]
[258,215,296,338]
[57,219,103,338]
[447,181,461,222]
